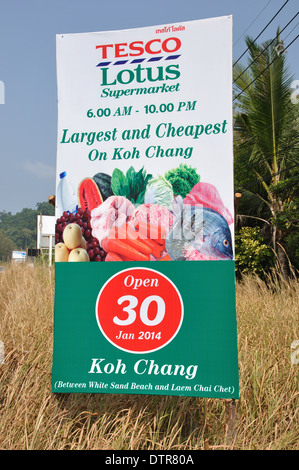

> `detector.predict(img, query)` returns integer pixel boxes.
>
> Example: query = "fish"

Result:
[183,182,234,226]
[165,205,233,261]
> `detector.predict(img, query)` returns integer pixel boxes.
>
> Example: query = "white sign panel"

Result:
[37,215,55,249]
[12,251,26,261]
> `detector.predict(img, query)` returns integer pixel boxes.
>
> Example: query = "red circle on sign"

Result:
[96,267,183,353]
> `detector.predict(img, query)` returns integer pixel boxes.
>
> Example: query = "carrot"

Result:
[140,238,164,259]
[105,252,124,261]
[121,236,152,255]
[159,239,166,251]
[159,254,171,261]
[109,225,152,255]
[121,255,139,261]
[102,238,150,262]
[124,223,139,239]
[109,224,138,240]
[136,220,167,243]
[108,226,119,239]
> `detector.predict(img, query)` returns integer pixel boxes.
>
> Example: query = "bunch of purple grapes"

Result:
[55,208,106,261]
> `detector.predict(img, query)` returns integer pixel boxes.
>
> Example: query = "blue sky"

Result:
[0,0,298,214]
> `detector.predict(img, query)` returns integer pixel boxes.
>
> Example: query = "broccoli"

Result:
[164,164,200,198]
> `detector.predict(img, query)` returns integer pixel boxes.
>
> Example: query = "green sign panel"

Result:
[52,261,239,398]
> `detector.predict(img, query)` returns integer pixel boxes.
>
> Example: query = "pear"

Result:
[68,248,90,262]
[55,242,70,262]
[63,223,83,250]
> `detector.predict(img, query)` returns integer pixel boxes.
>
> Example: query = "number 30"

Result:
[113,295,165,326]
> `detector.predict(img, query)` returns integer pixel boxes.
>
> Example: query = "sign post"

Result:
[52,16,239,401]
[37,215,55,266]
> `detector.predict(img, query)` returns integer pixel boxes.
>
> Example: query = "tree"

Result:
[235,226,274,279]
[233,30,299,277]
[0,230,16,261]
[0,201,55,251]
[36,201,55,216]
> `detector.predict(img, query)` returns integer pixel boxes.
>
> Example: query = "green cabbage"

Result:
[144,176,174,209]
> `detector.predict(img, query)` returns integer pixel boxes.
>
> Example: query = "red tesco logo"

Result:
[96,37,182,59]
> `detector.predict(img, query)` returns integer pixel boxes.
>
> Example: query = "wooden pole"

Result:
[234,192,242,220]
[48,195,55,268]
[49,233,53,268]
[225,399,237,446]
[203,439,210,450]
[222,193,241,448]
[48,195,56,208]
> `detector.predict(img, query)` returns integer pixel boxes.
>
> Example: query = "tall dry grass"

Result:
[0,262,298,450]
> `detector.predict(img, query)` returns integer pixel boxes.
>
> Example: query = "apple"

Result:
[63,223,83,250]
[68,248,90,262]
[55,242,69,262]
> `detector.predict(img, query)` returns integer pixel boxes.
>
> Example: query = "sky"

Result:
[0,0,298,215]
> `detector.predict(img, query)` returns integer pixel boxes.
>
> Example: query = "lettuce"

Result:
[111,166,152,205]
[144,176,174,210]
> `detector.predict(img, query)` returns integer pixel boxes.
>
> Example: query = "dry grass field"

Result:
[0,262,298,450]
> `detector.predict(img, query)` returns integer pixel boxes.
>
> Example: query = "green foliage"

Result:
[36,201,55,215]
[164,164,200,198]
[0,202,55,252]
[269,176,299,231]
[111,166,152,204]
[0,230,16,261]
[233,30,299,276]
[285,231,299,271]
[235,227,274,279]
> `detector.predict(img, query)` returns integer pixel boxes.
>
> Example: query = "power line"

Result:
[235,162,299,195]
[234,112,299,144]
[234,0,273,46]
[237,150,299,172]
[258,162,299,184]
[233,34,299,101]
[233,0,290,67]
[233,12,299,84]
[233,129,299,171]
[282,18,299,40]
[270,162,299,178]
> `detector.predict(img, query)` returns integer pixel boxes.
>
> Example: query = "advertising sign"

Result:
[37,215,55,249]
[52,16,239,399]
[12,251,26,262]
